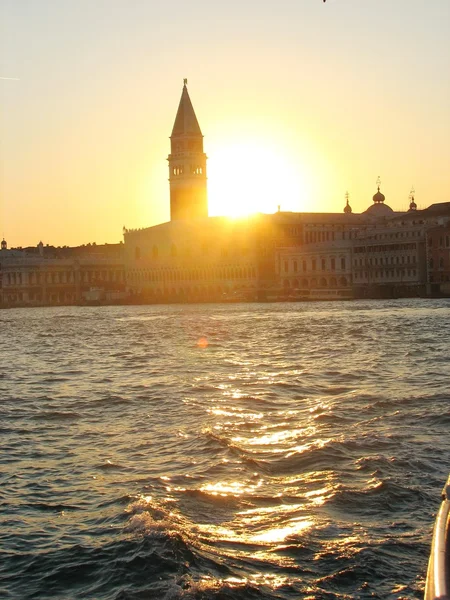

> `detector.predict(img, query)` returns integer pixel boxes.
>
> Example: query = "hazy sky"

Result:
[1,0,449,247]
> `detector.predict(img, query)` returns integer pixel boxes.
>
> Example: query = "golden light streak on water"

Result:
[199,480,263,496]
[2,300,449,599]
[250,519,314,543]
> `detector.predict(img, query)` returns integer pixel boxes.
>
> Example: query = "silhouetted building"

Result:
[123,82,450,302]
[0,243,126,307]
[4,82,450,307]
[168,80,208,221]
[426,219,450,295]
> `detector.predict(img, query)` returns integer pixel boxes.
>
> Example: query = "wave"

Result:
[31,410,81,421]
[329,478,431,516]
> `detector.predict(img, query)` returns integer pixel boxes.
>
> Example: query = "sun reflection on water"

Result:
[250,519,314,543]
[199,479,263,496]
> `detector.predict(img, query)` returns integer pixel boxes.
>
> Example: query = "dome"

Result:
[365,202,394,216]
[343,199,352,214]
[365,180,393,216]
[408,188,417,211]
[373,187,385,204]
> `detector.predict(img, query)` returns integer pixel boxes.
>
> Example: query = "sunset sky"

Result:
[1,0,449,247]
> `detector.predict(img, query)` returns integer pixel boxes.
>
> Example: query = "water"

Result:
[1,299,449,599]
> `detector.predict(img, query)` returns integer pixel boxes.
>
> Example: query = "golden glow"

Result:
[199,479,263,496]
[238,503,305,523]
[208,139,307,217]
[303,486,334,506]
[197,337,209,348]
[208,407,264,420]
[233,427,310,447]
[250,519,313,543]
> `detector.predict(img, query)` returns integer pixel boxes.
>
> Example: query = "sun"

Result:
[207,140,306,218]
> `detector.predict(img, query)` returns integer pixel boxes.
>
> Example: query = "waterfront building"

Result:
[4,83,450,307]
[124,77,450,302]
[124,82,267,302]
[352,223,427,297]
[0,243,125,308]
[425,208,450,295]
[125,83,371,302]
[274,201,361,298]
[124,217,260,303]
[352,199,450,297]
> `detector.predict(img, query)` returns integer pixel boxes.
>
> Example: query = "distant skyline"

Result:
[1,0,449,247]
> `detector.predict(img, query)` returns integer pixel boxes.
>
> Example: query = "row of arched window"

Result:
[127,265,257,284]
[171,165,204,176]
[3,270,124,286]
[428,235,450,248]
[365,230,423,241]
[283,256,347,274]
[136,245,250,260]
[137,284,252,297]
[354,243,416,253]
[283,276,349,289]
[354,269,417,280]
[305,230,354,243]
[429,258,446,269]
[354,255,417,267]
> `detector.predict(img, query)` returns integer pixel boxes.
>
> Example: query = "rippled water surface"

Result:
[1,299,450,599]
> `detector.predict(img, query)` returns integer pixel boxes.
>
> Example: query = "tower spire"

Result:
[168,81,208,221]
[171,81,202,137]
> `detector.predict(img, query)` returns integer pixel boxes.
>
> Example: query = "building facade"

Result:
[426,221,450,294]
[0,242,125,308]
[3,83,450,308]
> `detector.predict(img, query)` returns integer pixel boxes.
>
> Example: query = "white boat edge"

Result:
[425,474,450,600]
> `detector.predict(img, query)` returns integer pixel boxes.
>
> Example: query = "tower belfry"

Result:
[168,80,208,220]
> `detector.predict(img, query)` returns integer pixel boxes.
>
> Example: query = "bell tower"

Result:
[168,80,208,220]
